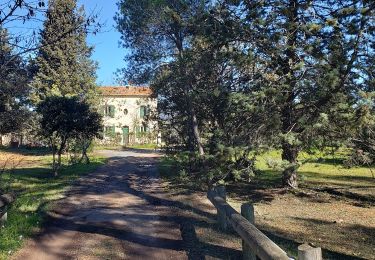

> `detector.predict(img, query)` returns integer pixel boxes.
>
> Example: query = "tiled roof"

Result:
[98,86,152,96]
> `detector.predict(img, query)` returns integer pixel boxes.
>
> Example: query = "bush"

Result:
[168,146,258,188]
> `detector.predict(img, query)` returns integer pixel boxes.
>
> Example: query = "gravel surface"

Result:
[13,150,187,260]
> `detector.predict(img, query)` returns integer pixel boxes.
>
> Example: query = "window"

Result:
[135,124,149,138]
[105,126,115,136]
[104,105,115,118]
[140,105,147,118]
[141,124,149,133]
[123,108,128,115]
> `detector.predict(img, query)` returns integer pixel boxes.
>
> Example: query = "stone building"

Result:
[98,86,158,146]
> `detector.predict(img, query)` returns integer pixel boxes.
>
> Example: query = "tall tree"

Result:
[31,0,97,102]
[0,27,30,141]
[116,0,207,155]
[224,0,375,187]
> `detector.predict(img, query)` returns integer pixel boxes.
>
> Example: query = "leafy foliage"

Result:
[0,28,30,136]
[116,0,207,155]
[117,0,375,188]
[31,0,97,103]
[37,96,102,175]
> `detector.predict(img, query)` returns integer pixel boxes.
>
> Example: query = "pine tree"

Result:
[116,0,206,156]
[224,0,375,188]
[31,0,97,102]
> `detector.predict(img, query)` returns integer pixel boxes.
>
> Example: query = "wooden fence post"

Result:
[241,203,256,260]
[216,186,228,230]
[298,244,322,260]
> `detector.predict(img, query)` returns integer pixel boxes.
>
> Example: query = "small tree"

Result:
[37,96,102,176]
[73,109,103,164]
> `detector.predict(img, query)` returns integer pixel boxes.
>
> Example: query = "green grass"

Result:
[255,150,374,188]
[127,143,158,150]
[94,143,158,151]
[0,152,107,260]
[160,150,374,189]
[159,151,374,259]
[93,144,124,150]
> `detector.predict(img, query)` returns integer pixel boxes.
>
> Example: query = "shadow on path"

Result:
[15,151,241,260]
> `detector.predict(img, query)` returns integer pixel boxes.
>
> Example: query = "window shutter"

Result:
[111,126,115,135]
[105,126,110,136]
[100,106,105,116]
[110,105,115,118]
[145,106,150,116]
[140,106,145,118]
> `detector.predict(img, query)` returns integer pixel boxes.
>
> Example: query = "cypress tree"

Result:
[31,0,97,102]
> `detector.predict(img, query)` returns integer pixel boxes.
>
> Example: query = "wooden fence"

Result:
[0,193,16,224]
[207,186,322,260]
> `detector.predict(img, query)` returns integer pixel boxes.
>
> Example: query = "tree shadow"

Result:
[19,153,371,260]
[300,171,375,184]
[30,154,242,259]
[302,157,345,166]
[284,216,374,259]
[226,181,286,204]
[0,147,51,156]
[260,229,365,260]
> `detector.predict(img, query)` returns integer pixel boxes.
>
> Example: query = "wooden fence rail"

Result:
[0,193,16,224]
[207,186,322,260]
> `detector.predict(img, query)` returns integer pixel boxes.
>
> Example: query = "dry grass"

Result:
[160,152,375,259]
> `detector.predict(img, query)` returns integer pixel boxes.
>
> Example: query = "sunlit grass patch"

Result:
[159,151,374,259]
[0,150,107,260]
[256,150,374,188]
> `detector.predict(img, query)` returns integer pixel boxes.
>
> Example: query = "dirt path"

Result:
[13,150,189,260]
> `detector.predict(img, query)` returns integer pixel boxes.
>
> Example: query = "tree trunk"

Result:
[281,143,299,188]
[177,43,204,157]
[52,150,58,177]
[54,138,66,177]
[55,152,62,177]
[80,147,90,164]
[189,106,205,156]
[280,0,299,189]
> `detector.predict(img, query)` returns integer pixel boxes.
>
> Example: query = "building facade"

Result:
[99,86,158,146]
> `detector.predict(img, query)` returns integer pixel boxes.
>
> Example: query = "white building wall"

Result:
[100,95,158,145]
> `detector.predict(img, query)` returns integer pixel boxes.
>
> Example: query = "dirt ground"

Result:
[0,150,43,169]
[11,150,241,260]
[9,149,374,259]
[224,184,375,259]
[161,164,375,259]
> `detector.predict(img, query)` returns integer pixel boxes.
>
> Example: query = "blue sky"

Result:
[6,0,126,86]
[80,0,126,86]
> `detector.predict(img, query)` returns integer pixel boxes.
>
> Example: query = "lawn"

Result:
[94,143,158,151]
[0,148,107,260]
[159,150,375,259]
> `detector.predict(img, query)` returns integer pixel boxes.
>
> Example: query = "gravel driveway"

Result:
[13,149,188,260]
